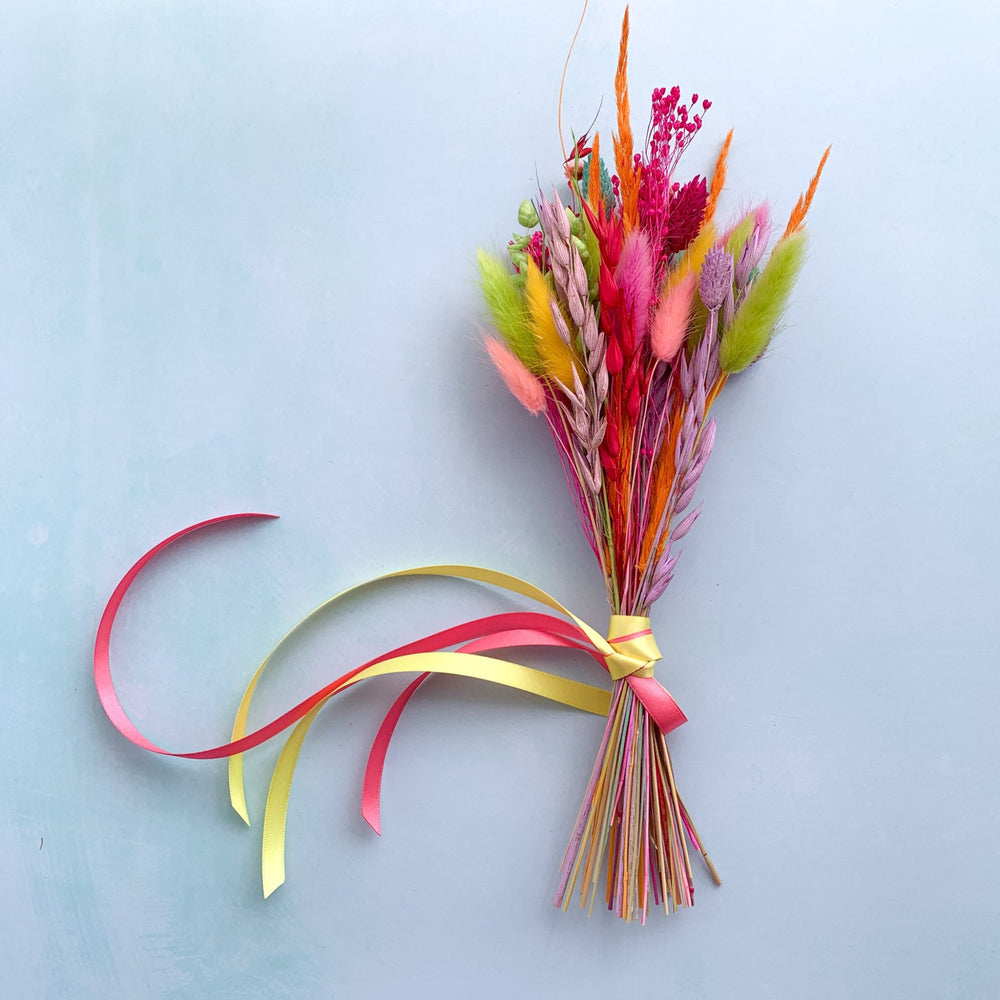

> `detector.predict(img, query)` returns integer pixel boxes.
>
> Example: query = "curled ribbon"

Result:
[94,513,686,896]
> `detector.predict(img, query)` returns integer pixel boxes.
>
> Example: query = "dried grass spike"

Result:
[783,146,830,239]
[719,230,808,373]
[524,258,579,386]
[476,250,539,367]
[483,335,546,414]
[703,129,733,226]
[651,272,696,362]
[613,8,639,231]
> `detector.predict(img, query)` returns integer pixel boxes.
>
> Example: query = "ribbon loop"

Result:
[605,615,661,680]
[95,514,689,896]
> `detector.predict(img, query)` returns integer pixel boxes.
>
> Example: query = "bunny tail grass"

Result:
[650,272,696,361]
[476,249,539,367]
[616,228,656,344]
[670,222,717,291]
[724,210,758,259]
[484,335,547,414]
[524,258,579,386]
[719,230,808,373]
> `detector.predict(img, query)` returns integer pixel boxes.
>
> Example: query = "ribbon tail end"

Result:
[361,805,382,837]
[262,873,285,899]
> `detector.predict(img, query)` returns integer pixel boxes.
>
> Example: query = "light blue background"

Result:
[3,1,998,997]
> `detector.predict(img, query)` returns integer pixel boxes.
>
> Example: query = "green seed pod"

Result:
[508,249,529,276]
[517,200,539,228]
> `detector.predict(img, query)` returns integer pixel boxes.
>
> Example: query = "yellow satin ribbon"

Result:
[605,614,662,680]
[228,565,629,897]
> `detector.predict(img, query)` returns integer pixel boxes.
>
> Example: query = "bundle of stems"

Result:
[556,677,721,919]
[478,7,826,921]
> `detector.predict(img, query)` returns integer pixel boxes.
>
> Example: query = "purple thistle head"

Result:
[699,247,734,312]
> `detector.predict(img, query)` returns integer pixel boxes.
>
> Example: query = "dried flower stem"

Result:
[478,7,824,921]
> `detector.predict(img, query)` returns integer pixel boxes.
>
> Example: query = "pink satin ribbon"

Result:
[94,513,686,833]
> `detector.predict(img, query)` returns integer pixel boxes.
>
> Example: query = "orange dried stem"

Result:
[613,9,632,170]
[783,145,830,238]
[638,402,682,570]
[613,7,639,232]
[706,372,728,409]
[703,128,733,226]
[660,735,694,889]
[646,376,728,569]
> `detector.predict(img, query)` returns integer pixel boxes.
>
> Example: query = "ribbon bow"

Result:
[94,514,686,896]
[605,615,662,679]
